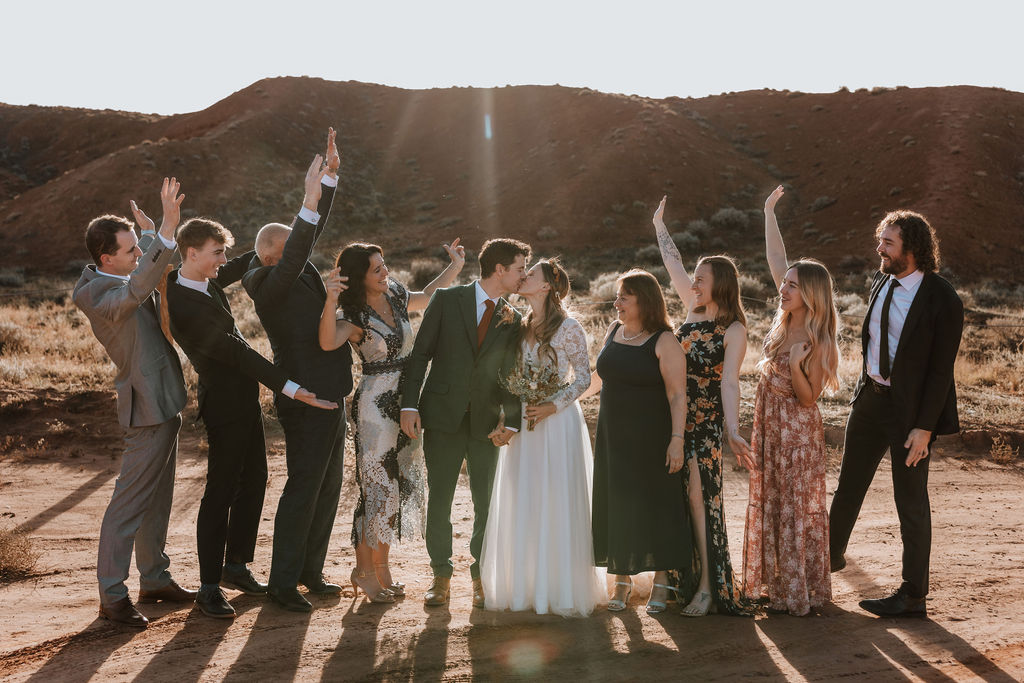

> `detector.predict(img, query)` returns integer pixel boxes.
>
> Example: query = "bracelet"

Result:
[671,433,685,440]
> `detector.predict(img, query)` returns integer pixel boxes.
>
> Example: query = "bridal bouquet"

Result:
[501,358,569,431]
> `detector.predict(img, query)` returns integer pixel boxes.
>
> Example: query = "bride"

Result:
[479,258,604,617]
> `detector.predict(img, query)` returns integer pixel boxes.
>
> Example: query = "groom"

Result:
[400,238,530,608]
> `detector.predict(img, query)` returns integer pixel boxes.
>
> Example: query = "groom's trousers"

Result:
[423,412,499,580]
[829,384,932,597]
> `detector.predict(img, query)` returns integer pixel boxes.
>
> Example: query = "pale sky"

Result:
[2,0,1021,115]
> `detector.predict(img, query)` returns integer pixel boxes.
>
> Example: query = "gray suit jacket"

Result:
[73,233,186,428]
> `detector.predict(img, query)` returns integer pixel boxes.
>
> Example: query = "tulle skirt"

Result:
[480,401,605,617]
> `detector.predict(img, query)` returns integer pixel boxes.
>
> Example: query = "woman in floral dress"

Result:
[319,239,464,602]
[743,185,840,615]
[654,197,756,617]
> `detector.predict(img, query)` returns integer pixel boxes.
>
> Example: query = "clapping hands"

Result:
[130,177,184,241]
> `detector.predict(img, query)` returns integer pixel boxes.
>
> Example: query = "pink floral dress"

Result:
[743,350,831,616]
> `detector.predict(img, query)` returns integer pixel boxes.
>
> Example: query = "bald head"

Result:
[255,223,291,266]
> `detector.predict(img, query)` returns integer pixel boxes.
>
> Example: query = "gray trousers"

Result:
[97,414,181,605]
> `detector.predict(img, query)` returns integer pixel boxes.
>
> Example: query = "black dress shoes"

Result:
[196,586,236,619]
[222,567,269,595]
[830,555,846,572]
[268,586,313,612]
[99,596,148,628]
[300,574,342,595]
[138,579,198,604]
[859,586,927,618]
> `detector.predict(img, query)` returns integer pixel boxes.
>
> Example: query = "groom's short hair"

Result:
[176,218,234,260]
[479,238,532,277]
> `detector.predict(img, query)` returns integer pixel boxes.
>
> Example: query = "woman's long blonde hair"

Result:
[522,258,571,365]
[758,259,840,392]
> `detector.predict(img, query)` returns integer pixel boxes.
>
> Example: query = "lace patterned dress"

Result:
[343,279,425,548]
[480,317,605,617]
[743,349,831,615]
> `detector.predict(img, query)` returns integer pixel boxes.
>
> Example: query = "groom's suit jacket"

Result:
[73,233,186,428]
[401,283,522,439]
[166,251,289,427]
[853,270,964,438]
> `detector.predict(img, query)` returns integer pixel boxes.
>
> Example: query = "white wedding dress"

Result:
[480,317,604,617]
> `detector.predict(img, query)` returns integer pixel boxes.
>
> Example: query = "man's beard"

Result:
[880,252,909,275]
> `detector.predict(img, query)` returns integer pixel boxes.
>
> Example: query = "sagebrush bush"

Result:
[0,321,29,355]
[711,207,749,231]
[0,527,39,582]
[589,271,621,301]
[410,258,446,290]
[672,232,701,254]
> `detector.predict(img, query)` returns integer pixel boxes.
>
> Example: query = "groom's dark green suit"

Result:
[401,283,522,579]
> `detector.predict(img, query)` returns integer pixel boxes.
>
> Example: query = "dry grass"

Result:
[0,527,40,582]
[990,434,1020,465]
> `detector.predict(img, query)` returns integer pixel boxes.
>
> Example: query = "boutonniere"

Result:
[495,300,519,327]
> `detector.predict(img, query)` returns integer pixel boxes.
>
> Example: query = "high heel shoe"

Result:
[350,567,395,604]
[646,583,681,614]
[607,580,632,612]
[681,590,712,617]
[375,562,405,597]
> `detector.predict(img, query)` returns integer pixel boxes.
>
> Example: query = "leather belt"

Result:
[866,376,891,394]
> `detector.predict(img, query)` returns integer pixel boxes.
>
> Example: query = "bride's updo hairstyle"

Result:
[524,258,571,365]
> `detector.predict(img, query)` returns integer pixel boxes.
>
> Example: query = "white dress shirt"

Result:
[474,280,501,324]
[866,269,925,386]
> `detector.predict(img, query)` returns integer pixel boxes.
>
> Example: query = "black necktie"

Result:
[879,279,900,380]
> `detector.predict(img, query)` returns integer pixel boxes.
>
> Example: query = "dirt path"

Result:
[2,403,1023,682]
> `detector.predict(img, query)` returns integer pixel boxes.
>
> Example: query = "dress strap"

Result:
[603,322,622,349]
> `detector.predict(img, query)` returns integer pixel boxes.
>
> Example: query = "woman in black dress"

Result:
[584,269,690,614]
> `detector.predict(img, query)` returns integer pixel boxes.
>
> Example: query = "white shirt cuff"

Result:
[298,206,320,225]
[322,174,338,188]
[400,408,419,413]
[505,426,519,433]
[158,233,176,249]
[282,381,299,398]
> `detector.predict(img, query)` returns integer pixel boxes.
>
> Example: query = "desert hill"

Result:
[1,78,1022,281]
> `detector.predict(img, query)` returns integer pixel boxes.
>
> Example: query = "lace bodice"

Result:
[521,316,591,411]
[342,279,413,368]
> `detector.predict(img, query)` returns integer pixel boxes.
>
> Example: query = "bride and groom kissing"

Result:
[399,238,603,617]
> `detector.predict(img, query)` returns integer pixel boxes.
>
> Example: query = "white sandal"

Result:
[646,583,681,614]
[607,580,633,612]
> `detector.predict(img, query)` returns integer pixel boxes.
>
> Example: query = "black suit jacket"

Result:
[854,270,964,438]
[241,182,353,401]
[167,250,289,426]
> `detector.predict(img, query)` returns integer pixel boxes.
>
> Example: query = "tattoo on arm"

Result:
[657,227,683,265]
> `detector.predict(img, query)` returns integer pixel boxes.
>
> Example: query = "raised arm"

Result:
[721,322,754,470]
[408,238,465,312]
[653,196,697,311]
[764,185,789,289]
[318,267,361,351]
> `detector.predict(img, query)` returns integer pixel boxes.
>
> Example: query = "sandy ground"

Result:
[1,401,1023,682]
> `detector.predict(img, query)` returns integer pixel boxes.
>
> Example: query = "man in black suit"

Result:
[242,130,353,613]
[166,196,338,618]
[829,210,964,618]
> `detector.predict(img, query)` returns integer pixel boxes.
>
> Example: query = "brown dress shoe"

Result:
[424,576,450,607]
[99,596,148,628]
[472,578,485,608]
[138,579,197,604]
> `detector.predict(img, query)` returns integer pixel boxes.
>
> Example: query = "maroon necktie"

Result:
[477,299,495,348]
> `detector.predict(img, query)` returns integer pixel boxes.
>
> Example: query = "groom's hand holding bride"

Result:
[487,422,518,447]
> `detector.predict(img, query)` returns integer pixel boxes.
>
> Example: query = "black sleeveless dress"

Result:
[591,324,692,574]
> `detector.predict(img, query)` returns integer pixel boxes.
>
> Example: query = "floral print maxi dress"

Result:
[669,320,754,615]
[743,349,831,616]
[343,279,425,548]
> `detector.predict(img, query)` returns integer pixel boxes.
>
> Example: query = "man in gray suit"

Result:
[73,178,197,628]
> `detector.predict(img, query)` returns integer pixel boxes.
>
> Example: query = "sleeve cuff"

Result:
[505,426,519,433]
[282,381,299,398]
[157,233,176,249]
[400,408,419,413]
[322,174,338,188]
[297,206,320,225]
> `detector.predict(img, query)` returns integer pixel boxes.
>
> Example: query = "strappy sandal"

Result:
[681,590,712,617]
[375,563,405,597]
[646,583,681,614]
[607,580,632,612]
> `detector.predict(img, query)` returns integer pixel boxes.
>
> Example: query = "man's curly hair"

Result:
[876,210,940,273]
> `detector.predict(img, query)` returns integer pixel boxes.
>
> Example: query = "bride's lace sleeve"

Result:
[551,317,591,410]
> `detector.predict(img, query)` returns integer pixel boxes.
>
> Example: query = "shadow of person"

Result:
[14,470,115,534]
[222,600,311,682]
[25,619,138,683]
[133,607,232,680]
[319,596,395,681]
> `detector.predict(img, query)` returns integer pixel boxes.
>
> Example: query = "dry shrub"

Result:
[0,321,29,355]
[589,271,621,301]
[990,434,1019,465]
[0,527,40,582]
[410,258,445,290]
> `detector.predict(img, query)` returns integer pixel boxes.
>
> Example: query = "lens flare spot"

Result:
[484,114,493,140]
[495,637,556,677]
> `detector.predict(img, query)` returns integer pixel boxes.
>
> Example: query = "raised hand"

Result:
[302,154,327,211]
[129,199,155,234]
[728,431,755,470]
[158,177,185,238]
[765,184,785,213]
[653,195,668,228]
[294,387,339,410]
[323,267,350,301]
[324,127,340,177]
[442,237,466,270]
